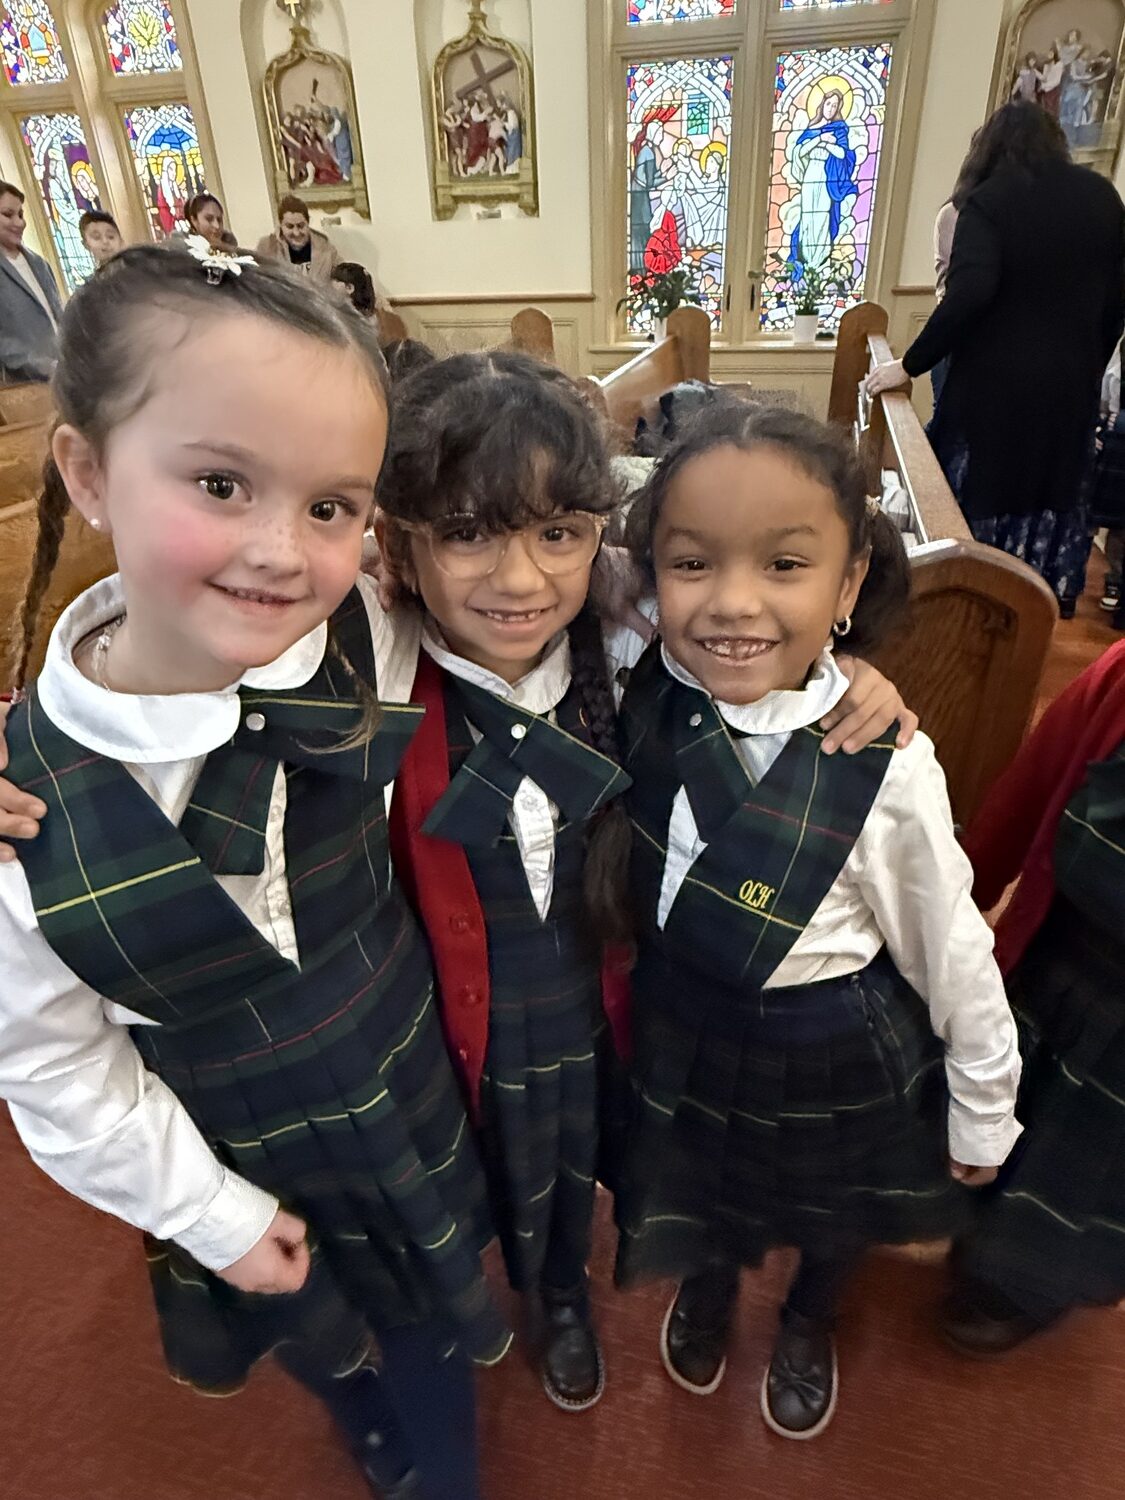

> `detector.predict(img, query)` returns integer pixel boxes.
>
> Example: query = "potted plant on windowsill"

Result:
[617,268,702,343]
[788,262,855,344]
[792,265,826,344]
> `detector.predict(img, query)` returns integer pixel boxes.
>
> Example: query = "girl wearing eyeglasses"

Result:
[368,352,911,1413]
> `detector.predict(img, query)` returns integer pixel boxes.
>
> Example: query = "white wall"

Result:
[897,0,1006,286]
[184,0,592,298]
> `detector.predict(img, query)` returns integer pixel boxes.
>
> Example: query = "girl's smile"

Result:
[653,444,867,706]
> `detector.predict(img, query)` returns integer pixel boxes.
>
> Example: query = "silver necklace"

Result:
[89,615,125,690]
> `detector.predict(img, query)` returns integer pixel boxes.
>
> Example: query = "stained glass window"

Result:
[1,1,67,85]
[122,101,205,238]
[625,55,732,334]
[779,2,894,9]
[101,0,180,75]
[18,112,101,289]
[760,43,892,335]
[628,1,735,24]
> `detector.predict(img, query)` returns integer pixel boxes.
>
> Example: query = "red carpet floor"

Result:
[3,1116,1123,1500]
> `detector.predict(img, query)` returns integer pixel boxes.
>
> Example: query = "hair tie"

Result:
[183,234,256,286]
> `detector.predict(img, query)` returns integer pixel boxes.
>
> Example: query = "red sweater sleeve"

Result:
[963,643,1125,910]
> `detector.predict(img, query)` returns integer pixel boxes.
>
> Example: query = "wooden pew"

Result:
[375,307,409,345]
[509,306,556,363]
[1,499,116,687]
[0,420,50,510]
[0,382,53,427]
[829,303,1057,826]
[595,305,712,437]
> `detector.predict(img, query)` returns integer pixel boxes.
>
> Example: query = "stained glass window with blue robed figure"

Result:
[760,42,892,334]
[123,100,205,238]
[1,0,67,85]
[626,54,733,334]
[18,111,102,288]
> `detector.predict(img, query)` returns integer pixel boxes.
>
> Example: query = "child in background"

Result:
[0,244,505,1500]
[944,640,1125,1352]
[79,210,124,268]
[612,401,1020,1440]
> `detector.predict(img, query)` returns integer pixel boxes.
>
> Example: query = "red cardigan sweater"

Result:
[962,640,1125,975]
[389,651,631,1115]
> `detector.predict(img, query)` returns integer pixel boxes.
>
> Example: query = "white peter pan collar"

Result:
[660,642,848,737]
[37,573,328,765]
[420,616,571,716]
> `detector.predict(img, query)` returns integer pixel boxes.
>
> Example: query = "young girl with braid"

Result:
[0,243,508,1500]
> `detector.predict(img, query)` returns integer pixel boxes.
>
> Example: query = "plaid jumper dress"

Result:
[5,591,509,1392]
[614,647,964,1285]
[422,674,630,1294]
[962,741,1125,1319]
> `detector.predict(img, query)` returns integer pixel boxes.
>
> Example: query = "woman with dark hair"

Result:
[868,101,1125,615]
[181,192,238,251]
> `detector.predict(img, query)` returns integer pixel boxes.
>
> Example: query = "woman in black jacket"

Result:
[868,102,1125,614]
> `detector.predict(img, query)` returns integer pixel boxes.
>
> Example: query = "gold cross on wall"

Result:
[277,0,306,22]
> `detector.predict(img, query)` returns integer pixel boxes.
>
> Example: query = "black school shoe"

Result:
[659,1282,735,1395]
[941,1283,1060,1358]
[760,1306,838,1440]
[539,1286,605,1412]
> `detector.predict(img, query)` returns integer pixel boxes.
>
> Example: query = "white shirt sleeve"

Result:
[848,736,1022,1168]
[0,865,279,1271]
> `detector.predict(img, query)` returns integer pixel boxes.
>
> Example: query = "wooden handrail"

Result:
[864,333,969,544]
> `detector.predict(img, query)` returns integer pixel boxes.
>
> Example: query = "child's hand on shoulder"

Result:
[949,1159,999,1189]
[0,701,47,864]
[822,657,919,755]
[217,1208,311,1295]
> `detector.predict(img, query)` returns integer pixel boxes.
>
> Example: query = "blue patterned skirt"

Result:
[934,430,1092,604]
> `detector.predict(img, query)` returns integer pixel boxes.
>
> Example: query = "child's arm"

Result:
[821,656,919,755]
[853,736,1022,1178]
[0,703,47,860]
[0,869,307,1292]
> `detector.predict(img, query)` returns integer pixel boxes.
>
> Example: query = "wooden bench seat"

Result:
[1,500,116,687]
[0,420,50,510]
[0,382,53,427]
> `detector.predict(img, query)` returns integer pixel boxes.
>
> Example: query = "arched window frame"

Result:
[587,0,936,350]
[0,0,222,291]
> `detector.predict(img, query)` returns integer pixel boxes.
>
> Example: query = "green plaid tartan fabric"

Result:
[1054,742,1125,943]
[439,678,620,1294]
[5,590,510,1387]
[422,675,630,850]
[613,647,959,1283]
[619,644,896,992]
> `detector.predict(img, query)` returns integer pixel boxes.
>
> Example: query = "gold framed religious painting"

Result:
[263,7,369,218]
[996,0,1125,172]
[430,1,538,219]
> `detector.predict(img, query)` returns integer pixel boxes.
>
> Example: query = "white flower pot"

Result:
[654,316,669,342]
[793,312,820,344]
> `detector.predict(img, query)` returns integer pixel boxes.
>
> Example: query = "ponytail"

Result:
[849,504,911,658]
[12,449,70,693]
[566,605,633,947]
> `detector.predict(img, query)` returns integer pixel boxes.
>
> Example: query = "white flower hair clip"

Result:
[184,233,257,285]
